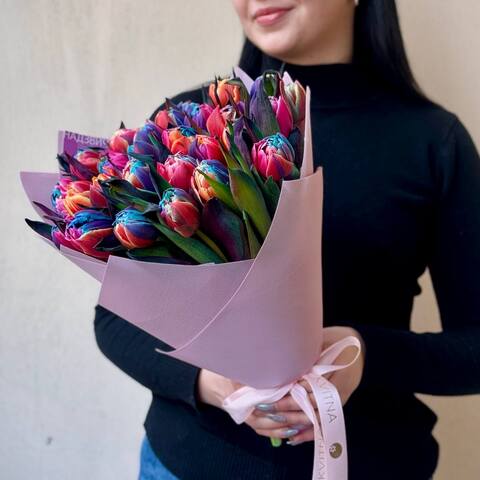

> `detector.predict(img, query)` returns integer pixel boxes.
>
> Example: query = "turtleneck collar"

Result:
[260,53,385,109]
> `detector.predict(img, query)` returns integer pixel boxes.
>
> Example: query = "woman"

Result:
[94,1,480,478]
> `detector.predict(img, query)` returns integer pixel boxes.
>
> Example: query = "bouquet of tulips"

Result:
[21,67,361,480]
[25,70,306,265]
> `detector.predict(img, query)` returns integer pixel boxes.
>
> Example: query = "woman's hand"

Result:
[251,326,365,445]
[196,326,364,445]
[196,369,312,439]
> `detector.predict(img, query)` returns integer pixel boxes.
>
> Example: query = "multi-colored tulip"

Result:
[122,159,156,191]
[161,126,196,155]
[269,95,293,137]
[133,121,165,161]
[158,188,200,238]
[113,207,159,250]
[90,174,109,209]
[191,160,229,204]
[251,133,299,182]
[188,134,224,162]
[154,109,170,130]
[109,127,137,153]
[209,78,242,108]
[74,148,105,176]
[51,177,72,215]
[52,179,92,220]
[157,154,197,191]
[52,210,115,260]
[177,101,213,131]
[98,157,123,178]
[281,80,306,126]
[205,106,237,147]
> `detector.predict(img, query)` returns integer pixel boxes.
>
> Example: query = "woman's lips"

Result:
[253,7,292,26]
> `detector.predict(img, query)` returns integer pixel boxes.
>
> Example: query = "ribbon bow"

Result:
[222,336,361,480]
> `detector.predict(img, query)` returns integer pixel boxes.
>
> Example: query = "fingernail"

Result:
[281,428,299,437]
[266,413,287,423]
[287,440,302,446]
[255,403,275,412]
[291,423,309,431]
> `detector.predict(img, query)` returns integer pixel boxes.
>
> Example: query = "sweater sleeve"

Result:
[354,116,480,395]
[94,304,203,412]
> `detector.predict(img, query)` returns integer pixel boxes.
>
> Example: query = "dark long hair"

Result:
[238,0,430,102]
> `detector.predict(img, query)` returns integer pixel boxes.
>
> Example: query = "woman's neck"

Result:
[271,17,354,66]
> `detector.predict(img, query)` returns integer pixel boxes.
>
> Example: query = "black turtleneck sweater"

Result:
[93,58,480,480]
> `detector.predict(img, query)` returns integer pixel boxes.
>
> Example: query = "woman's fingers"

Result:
[286,425,315,446]
[246,411,312,430]
[252,423,312,439]
[256,391,318,412]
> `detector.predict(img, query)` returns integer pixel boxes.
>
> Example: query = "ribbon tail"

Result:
[290,384,328,480]
[303,375,348,480]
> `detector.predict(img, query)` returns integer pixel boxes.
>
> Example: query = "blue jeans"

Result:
[138,434,180,480]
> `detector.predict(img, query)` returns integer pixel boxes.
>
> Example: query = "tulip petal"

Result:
[250,74,280,137]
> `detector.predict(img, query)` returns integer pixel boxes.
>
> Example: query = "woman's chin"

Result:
[250,35,299,62]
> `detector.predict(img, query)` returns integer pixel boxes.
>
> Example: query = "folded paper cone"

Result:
[20,78,324,389]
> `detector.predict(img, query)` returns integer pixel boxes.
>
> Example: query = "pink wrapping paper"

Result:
[20,69,361,479]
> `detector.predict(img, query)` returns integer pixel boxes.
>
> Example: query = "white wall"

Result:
[1,1,479,479]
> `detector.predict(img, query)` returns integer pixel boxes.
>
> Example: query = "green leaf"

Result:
[25,218,53,242]
[195,169,239,213]
[229,169,271,240]
[152,221,224,264]
[242,211,261,258]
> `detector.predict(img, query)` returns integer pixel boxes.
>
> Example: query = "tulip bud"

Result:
[133,121,165,161]
[161,126,196,155]
[158,188,200,238]
[209,78,242,108]
[122,159,156,191]
[54,210,115,260]
[51,177,72,216]
[157,154,197,191]
[179,101,213,131]
[154,109,170,130]
[251,133,299,182]
[90,174,109,209]
[52,179,92,220]
[269,96,293,137]
[98,157,123,178]
[281,80,306,126]
[188,134,224,162]
[113,207,159,249]
[191,160,229,204]
[109,128,137,153]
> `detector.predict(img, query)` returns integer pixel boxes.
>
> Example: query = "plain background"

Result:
[1,1,479,478]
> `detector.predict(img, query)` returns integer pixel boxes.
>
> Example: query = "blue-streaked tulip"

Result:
[53,210,114,260]
[161,126,196,155]
[156,154,197,191]
[178,101,213,131]
[133,121,164,161]
[188,134,224,162]
[251,133,299,182]
[191,160,229,204]
[122,159,155,191]
[113,207,159,249]
[158,188,200,238]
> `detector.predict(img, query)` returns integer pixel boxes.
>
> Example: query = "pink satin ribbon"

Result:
[222,336,362,480]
